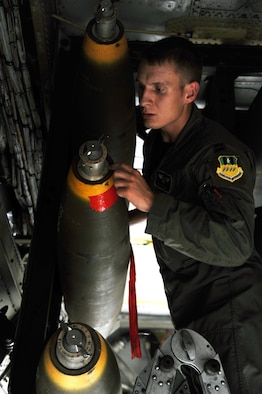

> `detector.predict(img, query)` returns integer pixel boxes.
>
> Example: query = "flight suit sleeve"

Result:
[145,146,256,267]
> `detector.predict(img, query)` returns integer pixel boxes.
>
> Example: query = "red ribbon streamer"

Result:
[129,246,142,359]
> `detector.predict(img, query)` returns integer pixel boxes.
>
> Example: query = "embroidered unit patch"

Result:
[216,155,244,182]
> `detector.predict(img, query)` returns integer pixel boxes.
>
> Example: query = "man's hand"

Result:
[110,163,155,212]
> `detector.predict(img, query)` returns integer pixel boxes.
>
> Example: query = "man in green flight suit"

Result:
[111,36,262,393]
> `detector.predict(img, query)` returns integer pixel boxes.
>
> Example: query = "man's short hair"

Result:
[141,36,203,85]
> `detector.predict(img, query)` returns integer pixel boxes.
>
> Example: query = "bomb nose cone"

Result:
[77,140,109,181]
[35,322,122,394]
[61,321,86,354]
[82,141,103,161]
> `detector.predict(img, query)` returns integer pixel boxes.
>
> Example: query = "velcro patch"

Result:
[154,170,172,192]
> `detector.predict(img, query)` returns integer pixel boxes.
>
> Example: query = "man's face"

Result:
[137,59,192,138]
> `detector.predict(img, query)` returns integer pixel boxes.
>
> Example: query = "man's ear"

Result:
[184,81,200,103]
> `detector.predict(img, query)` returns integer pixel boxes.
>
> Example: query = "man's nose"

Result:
[139,88,151,105]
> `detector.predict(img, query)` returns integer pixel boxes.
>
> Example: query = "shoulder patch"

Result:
[216,155,244,183]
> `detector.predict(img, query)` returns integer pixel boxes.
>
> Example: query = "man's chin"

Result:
[143,119,157,129]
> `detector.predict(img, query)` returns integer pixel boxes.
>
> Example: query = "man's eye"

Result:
[156,87,164,94]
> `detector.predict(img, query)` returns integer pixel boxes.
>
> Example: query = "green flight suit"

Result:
[143,104,262,393]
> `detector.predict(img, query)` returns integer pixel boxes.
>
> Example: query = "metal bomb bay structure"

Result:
[35,321,122,394]
[57,140,130,338]
[71,0,136,166]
